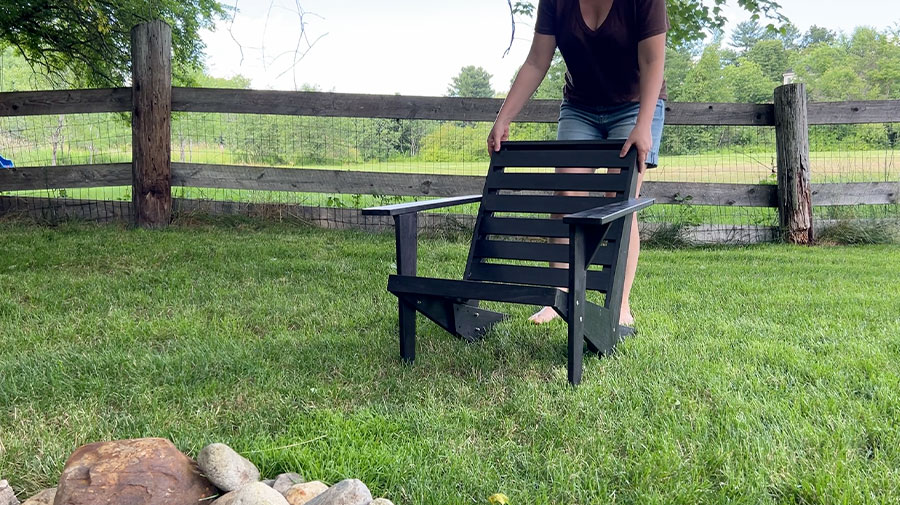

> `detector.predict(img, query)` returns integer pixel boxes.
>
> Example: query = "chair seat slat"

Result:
[388,275,564,307]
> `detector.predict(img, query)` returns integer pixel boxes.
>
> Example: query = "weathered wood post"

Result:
[774,83,813,244]
[131,20,172,227]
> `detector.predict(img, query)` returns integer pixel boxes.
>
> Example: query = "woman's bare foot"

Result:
[620,304,635,326]
[529,306,635,326]
[528,306,560,324]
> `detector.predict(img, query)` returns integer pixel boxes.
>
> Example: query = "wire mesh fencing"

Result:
[641,124,780,245]
[0,113,132,222]
[809,122,900,243]
[1,107,897,244]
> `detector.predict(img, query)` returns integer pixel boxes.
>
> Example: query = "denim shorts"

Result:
[557,99,665,167]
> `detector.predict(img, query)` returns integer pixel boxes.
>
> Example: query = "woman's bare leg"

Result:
[529,167,591,325]
[530,168,644,326]
[619,169,645,326]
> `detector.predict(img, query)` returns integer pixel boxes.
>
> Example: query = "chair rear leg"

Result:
[398,299,416,362]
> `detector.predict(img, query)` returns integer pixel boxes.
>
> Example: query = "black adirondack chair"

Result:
[362,140,654,385]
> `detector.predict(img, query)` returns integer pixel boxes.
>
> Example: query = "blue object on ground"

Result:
[0,154,12,169]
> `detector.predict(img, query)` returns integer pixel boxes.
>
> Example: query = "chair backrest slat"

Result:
[480,216,570,238]
[482,194,618,215]
[463,140,639,294]
[473,239,617,266]
[486,172,629,193]
[491,146,633,169]
[468,263,612,292]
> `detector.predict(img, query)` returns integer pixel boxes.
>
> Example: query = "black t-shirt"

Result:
[535,0,669,106]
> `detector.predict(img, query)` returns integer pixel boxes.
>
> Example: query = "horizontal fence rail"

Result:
[170,163,485,196]
[0,88,132,116]
[4,163,896,207]
[0,163,132,191]
[807,100,900,124]
[170,88,777,125]
[3,86,897,125]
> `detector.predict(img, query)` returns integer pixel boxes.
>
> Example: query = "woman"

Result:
[487,0,667,328]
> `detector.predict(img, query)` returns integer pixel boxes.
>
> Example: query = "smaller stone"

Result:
[304,479,371,505]
[198,443,261,492]
[263,480,276,487]
[284,481,328,505]
[272,473,304,494]
[214,482,289,505]
[0,480,20,505]
[370,500,394,505]
[21,488,56,505]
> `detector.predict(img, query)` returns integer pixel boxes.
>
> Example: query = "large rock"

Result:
[213,482,289,505]
[283,481,328,505]
[197,443,260,492]
[54,438,217,505]
[304,479,371,505]
[370,500,393,505]
[21,488,55,505]
[272,473,304,495]
[0,480,19,505]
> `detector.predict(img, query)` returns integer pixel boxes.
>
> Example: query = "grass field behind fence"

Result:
[2,145,896,183]
[1,220,898,504]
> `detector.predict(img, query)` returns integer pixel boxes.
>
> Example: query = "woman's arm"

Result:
[487,33,557,153]
[619,32,666,170]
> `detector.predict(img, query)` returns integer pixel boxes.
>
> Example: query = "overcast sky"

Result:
[200,0,900,96]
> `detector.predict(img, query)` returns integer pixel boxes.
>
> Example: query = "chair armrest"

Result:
[362,195,482,217]
[562,197,655,226]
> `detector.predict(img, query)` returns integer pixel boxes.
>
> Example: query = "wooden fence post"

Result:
[131,20,172,228]
[774,83,813,244]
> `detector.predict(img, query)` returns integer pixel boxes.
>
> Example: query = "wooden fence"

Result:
[1,21,898,242]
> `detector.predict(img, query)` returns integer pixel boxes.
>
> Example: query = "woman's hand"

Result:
[620,122,653,171]
[487,119,510,154]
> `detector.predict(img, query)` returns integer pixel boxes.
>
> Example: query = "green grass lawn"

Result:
[1,220,899,504]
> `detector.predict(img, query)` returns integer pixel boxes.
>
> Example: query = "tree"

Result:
[723,59,776,103]
[663,46,695,101]
[447,65,495,98]
[0,0,225,87]
[0,46,55,91]
[185,70,252,90]
[779,22,802,50]
[744,39,792,83]
[800,25,838,48]
[512,0,784,48]
[679,44,732,102]
[730,21,770,52]
[846,27,900,99]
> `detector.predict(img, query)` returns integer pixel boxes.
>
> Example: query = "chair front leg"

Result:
[567,225,587,385]
[394,213,418,362]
